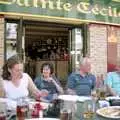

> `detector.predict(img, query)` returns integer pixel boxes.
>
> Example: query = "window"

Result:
[5,22,18,59]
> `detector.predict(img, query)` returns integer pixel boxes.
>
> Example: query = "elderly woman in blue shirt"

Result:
[67,57,96,96]
[34,62,63,102]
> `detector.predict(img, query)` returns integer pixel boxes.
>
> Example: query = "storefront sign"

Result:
[0,0,120,24]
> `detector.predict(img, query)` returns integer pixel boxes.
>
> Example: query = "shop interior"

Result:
[24,21,71,83]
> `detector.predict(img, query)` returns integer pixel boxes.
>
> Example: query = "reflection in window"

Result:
[5,23,18,59]
[6,23,17,39]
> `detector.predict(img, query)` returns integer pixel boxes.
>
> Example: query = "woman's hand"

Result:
[48,77,59,86]
[48,77,64,94]
[40,89,49,97]
[48,77,55,83]
[35,89,49,101]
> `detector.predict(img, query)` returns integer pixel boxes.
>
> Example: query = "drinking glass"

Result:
[91,89,98,102]
[16,97,29,120]
[98,85,107,100]
[0,101,7,120]
[83,100,95,119]
[60,100,73,120]
[95,74,107,100]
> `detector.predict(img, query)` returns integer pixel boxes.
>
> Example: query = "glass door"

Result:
[69,28,83,72]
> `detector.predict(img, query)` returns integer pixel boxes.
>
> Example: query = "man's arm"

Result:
[104,72,117,96]
[90,74,96,89]
[66,88,76,95]
[106,84,117,96]
[66,73,76,95]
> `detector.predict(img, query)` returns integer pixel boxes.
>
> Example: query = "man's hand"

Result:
[66,88,76,95]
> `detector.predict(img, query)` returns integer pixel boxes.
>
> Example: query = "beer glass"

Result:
[16,97,29,120]
[83,100,95,119]
[98,85,106,100]
[60,100,73,120]
[91,89,98,102]
[95,74,106,100]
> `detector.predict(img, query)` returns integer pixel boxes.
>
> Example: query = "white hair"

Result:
[80,57,91,66]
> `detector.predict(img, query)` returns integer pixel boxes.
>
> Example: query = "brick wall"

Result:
[0,16,4,70]
[88,24,107,78]
[0,16,4,96]
[117,27,120,61]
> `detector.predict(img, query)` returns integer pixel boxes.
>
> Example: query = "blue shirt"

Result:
[34,75,59,94]
[34,75,60,102]
[104,72,120,95]
[67,72,96,96]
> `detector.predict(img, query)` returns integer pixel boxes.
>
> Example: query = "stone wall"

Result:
[88,24,107,78]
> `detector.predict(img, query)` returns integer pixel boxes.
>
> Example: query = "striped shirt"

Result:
[67,72,96,96]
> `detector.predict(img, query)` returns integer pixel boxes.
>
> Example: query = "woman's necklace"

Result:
[11,75,22,87]
[11,79,21,87]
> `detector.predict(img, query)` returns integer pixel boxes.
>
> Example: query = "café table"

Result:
[58,95,120,120]
[0,97,52,120]
[75,100,120,120]
[25,118,59,120]
[1,96,120,120]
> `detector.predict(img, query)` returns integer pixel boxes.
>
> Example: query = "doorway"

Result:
[24,21,70,82]
[5,19,86,86]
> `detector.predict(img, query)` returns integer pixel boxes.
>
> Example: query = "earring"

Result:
[8,68,11,73]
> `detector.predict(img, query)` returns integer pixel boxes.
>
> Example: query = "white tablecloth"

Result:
[58,95,91,102]
[25,118,59,120]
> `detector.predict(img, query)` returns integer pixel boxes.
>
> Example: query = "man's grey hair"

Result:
[80,57,91,66]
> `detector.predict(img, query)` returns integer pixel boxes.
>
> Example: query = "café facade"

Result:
[0,0,120,82]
